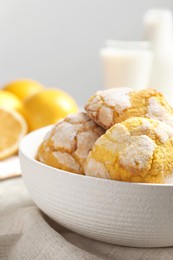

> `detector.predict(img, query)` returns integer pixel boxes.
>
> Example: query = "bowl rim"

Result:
[19,125,173,188]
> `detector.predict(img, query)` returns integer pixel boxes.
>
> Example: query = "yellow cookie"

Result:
[85,88,173,129]
[36,112,105,174]
[85,117,173,184]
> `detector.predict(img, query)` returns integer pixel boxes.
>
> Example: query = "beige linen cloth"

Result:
[1,178,173,260]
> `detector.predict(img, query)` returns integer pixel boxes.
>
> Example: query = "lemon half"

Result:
[0,108,28,160]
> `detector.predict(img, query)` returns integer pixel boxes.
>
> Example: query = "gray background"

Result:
[0,0,172,105]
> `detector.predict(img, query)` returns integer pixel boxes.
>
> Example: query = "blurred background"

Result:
[0,0,173,105]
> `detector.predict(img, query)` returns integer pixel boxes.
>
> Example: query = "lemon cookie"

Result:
[36,112,105,174]
[85,117,173,183]
[85,88,173,129]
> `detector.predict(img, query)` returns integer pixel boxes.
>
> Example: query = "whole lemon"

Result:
[0,90,24,115]
[3,79,44,101]
[24,88,79,131]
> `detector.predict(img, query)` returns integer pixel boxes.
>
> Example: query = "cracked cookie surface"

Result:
[85,117,173,183]
[36,112,105,174]
[85,88,173,130]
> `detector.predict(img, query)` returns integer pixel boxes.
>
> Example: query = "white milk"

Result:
[100,40,153,90]
[144,9,173,103]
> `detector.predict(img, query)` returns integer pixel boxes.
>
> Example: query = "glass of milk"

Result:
[100,40,153,89]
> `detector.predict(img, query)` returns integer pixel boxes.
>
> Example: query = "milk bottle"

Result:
[144,9,173,102]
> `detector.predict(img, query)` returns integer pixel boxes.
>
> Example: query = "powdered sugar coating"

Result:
[154,121,173,144]
[98,106,113,128]
[85,88,173,130]
[85,117,173,183]
[36,112,105,174]
[85,158,110,179]
[131,120,151,135]
[51,122,78,151]
[119,136,155,173]
[96,88,132,113]
[53,151,80,172]
[85,88,132,129]
[75,131,100,159]
[147,97,173,127]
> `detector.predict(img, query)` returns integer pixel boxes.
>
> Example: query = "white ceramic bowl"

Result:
[19,126,173,248]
